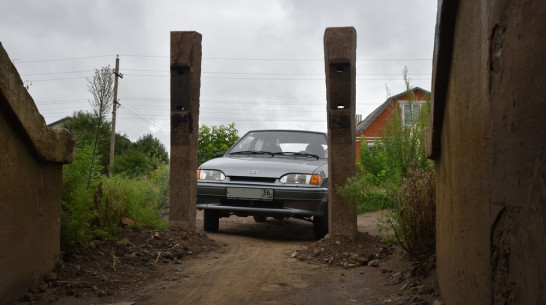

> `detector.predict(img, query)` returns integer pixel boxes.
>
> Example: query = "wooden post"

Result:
[169,31,202,230]
[324,27,357,240]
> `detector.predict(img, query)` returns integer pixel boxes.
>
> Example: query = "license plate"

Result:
[227,188,273,200]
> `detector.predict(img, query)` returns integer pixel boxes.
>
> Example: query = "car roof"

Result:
[245,129,327,136]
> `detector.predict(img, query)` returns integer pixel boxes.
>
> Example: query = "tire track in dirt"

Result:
[130,213,390,305]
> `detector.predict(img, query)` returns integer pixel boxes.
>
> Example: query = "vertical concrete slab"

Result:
[0,43,75,303]
[169,31,202,230]
[324,27,357,239]
[428,1,546,304]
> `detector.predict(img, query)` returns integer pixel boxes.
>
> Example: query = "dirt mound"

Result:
[14,228,217,304]
[291,232,392,268]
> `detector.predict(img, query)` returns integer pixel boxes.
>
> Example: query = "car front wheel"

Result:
[204,210,219,232]
[253,215,267,222]
[313,214,328,240]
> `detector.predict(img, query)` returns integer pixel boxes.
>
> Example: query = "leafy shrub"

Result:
[198,123,239,165]
[150,164,170,216]
[61,145,168,248]
[111,148,154,178]
[61,145,102,247]
[383,162,435,257]
[338,68,436,260]
[102,176,167,230]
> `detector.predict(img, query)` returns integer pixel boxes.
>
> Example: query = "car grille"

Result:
[228,176,277,184]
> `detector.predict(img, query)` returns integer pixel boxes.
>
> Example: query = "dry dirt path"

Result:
[123,211,402,305]
[43,211,430,305]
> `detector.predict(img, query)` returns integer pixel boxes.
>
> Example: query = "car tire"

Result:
[253,215,267,223]
[313,214,328,240]
[204,210,219,232]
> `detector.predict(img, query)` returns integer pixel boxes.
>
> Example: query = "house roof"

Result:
[356,86,430,134]
[47,116,71,128]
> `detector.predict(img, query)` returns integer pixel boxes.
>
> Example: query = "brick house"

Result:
[355,87,430,159]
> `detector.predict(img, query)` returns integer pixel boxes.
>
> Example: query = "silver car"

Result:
[196,130,329,239]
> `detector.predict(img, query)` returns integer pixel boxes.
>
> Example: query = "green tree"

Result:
[111,148,153,178]
[134,133,169,164]
[198,123,239,165]
[63,111,130,173]
[87,66,114,188]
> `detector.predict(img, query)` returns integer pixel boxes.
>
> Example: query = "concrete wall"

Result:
[427,1,546,304]
[0,43,75,303]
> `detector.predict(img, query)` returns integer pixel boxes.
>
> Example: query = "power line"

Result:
[20,70,95,76]
[119,104,169,133]
[14,54,432,63]
[14,55,114,63]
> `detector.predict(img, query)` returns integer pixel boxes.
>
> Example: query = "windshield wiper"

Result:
[229,150,273,156]
[274,151,320,159]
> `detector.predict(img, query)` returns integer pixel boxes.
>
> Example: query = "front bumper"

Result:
[197,182,328,218]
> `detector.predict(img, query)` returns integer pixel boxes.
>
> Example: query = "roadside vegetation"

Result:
[59,67,239,249]
[337,67,436,259]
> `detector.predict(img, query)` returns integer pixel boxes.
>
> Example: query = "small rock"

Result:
[368,260,380,267]
[46,272,58,281]
[121,217,136,226]
[29,286,40,294]
[297,254,306,261]
[410,284,425,294]
[313,249,321,257]
[117,237,132,247]
[422,286,434,294]
[37,282,47,292]
[357,257,369,266]
[163,251,175,260]
[335,241,341,245]
[290,252,298,258]
[153,232,161,240]
[341,252,349,257]
[279,282,287,287]
[399,280,410,291]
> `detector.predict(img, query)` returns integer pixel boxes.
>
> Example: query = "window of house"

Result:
[399,100,426,126]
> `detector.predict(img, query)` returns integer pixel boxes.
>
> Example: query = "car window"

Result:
[229,131,328,158]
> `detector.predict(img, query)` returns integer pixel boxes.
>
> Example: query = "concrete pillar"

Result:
[324,27,357,239]
[169,31,202,230]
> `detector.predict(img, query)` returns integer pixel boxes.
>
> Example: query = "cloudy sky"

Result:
[0,0,437,149]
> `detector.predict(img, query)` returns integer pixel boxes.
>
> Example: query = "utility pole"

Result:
[109,55,123,178]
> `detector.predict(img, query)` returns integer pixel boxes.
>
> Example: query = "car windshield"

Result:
[228,130,328,159]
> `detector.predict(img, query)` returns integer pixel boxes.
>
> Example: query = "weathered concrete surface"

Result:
[428,1,546,304]
[324,27,357,239]
[0,43,75,302]
[169,31,201,230]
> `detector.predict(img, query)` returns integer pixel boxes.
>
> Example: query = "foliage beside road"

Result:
[338,67,436,258]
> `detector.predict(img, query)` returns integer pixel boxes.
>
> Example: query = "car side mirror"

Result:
[214,152,225,158]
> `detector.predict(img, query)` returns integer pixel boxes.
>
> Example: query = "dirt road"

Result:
[122,211,404,305]
[39,211,437,305]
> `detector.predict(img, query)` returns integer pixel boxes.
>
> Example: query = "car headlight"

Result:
[280,174,322,185]
[197,169,226,181]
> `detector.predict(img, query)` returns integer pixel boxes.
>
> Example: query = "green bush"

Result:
[337,68,436,260]
[61,145,168,248]
[61,145,103,247]
[101,176,168,231]
[150,164,170,216]
[395,162,436,254]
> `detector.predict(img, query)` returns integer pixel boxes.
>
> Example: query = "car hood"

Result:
[199,156,327,178]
